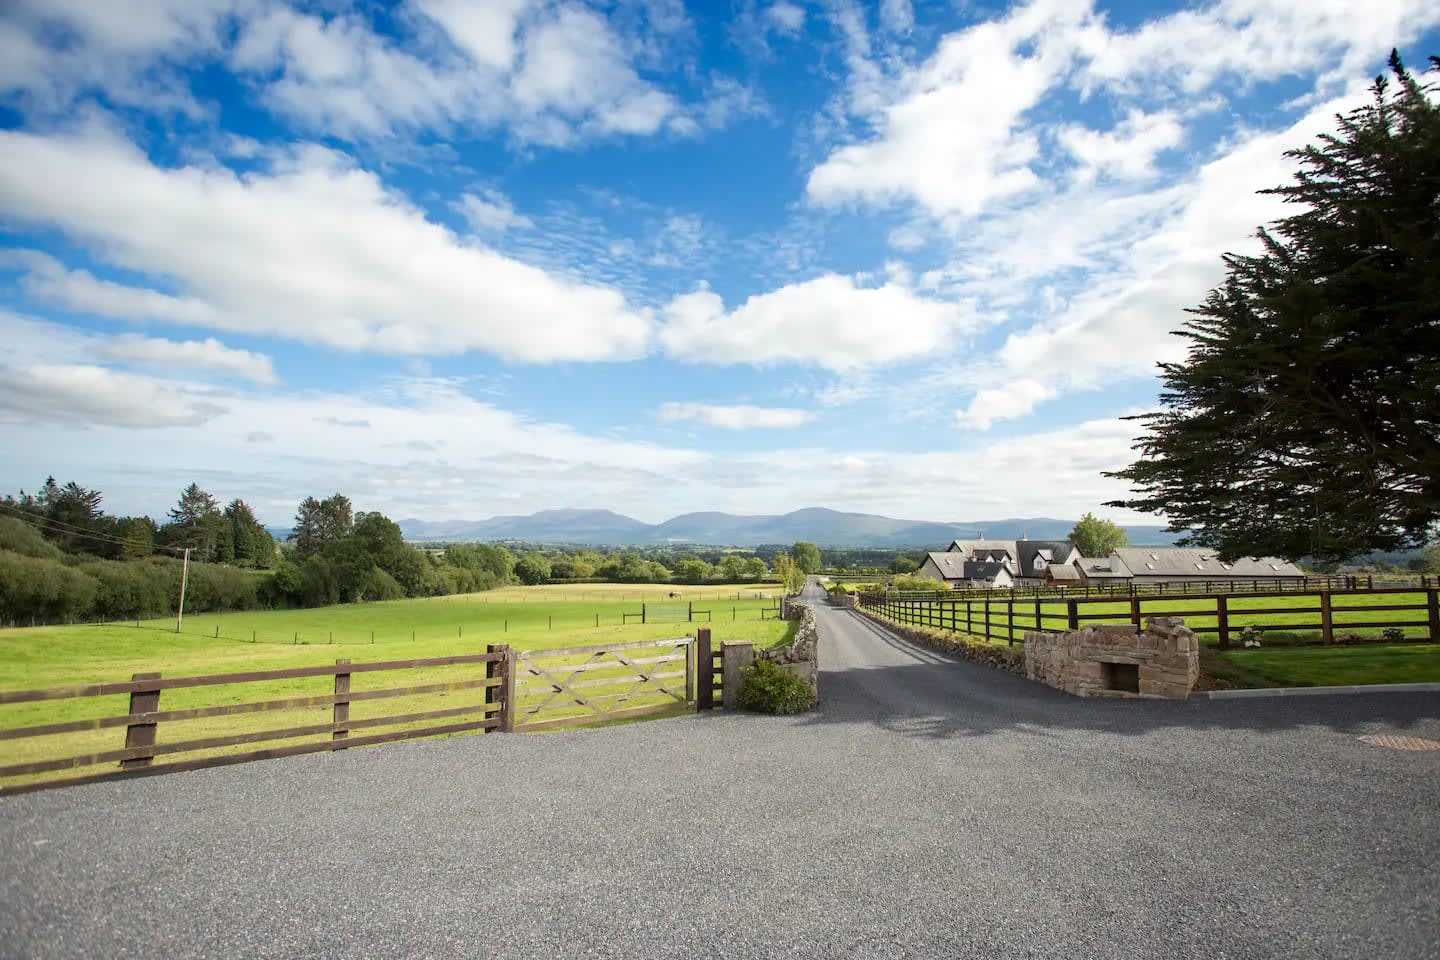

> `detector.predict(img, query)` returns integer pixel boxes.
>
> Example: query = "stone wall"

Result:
[722,600,819,708]
[1024,616,1199,699]
[759,600,819,694]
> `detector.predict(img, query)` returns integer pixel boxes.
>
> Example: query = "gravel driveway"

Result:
[3,582,1438,959]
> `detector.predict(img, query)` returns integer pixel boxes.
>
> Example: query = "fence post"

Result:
[1428,590,1440,644]
[984,596,991,641]
[696,628,714,711]
[1034,597,1041,634]
[333,659,351,747]
[1320,591,1334,645]
[1216,595,1230,649]
[642,603,647,625]
[1066,599,1078,631]
[1006,599,1015,646]
[121,672,162,770]
[1129,595,1141,630]
[486,644,515,732]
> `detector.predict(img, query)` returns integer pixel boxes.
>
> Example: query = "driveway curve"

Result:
[2,580,1437,959]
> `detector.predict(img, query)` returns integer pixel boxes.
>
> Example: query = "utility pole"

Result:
[176,547,192,634]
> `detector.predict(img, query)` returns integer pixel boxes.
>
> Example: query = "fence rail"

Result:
[875,575,1439,605]
[859,586,1440,649]
[1,628,733,796]
[0,651,507,795]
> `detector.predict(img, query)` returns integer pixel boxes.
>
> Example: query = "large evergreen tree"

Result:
[1108,53,1440,562]
[290,493,354,559]
[164,483,223,559]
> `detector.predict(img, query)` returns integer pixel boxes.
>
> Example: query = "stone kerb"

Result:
[1024,616,1199,700]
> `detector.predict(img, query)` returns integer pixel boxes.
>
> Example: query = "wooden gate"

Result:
[512,637,695,730]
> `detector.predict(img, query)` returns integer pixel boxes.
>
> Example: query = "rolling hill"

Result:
[396,507,1179,548]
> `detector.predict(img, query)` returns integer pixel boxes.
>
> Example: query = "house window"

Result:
[1145,562,1155,570]
[1194,562,1204,571]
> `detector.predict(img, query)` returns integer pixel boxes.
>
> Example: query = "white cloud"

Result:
[658,402,814,430]
[659,275,970,371]
[414,0,534,72]
[1058,109,1185,183]
[2,0,698,150]
[0,364,228,428]
[955,379,1057,430]
[807,0,1439,222]
[454,189,533,233]
[879,0,914,34]
[0,0,236,117]
[98,335,278,386]
[0,125,653,362]
[764,3,806,35]
[4,250,220,327]
[1085,0,1440,96]
[807,0,1098,218]
[508,4,680,143]
[0,311,277,387]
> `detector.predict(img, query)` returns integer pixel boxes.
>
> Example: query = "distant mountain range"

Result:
[392,507,1181,549]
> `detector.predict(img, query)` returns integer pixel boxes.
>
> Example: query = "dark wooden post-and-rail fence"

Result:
[858,585,1440,650]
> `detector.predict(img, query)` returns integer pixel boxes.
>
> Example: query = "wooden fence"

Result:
[879,574,1433,605]
[859,587,1440,649]
[620,601,714,624]
[1,628,729,796]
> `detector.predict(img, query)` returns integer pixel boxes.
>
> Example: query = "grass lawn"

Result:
[0,586,791,790]
[1211,644,1440,688]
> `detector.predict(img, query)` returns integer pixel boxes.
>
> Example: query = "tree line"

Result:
[0,478,828,624]
[0,481,520,625]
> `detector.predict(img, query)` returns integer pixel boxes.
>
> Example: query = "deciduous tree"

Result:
[791,541,822,574]
[1068,513,1128,558]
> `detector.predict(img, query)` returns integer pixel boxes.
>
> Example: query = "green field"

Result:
[1209,644,1440,688]
[0,584,792,789]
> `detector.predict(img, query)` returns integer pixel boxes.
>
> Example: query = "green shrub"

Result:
[737,658,816,714]
[1381,626,1406,643]
[889,573,946,592]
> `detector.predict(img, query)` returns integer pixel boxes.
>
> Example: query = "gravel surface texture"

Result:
[2,581,1438,959]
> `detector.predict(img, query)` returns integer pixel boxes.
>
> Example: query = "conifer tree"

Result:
[1109,53,1440,562]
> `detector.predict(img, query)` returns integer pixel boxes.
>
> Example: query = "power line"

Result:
[0,504,186,554]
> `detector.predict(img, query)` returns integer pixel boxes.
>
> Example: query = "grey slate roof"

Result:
[962,561,1010,581]
[1111,548,1303,578]
[1046,563,1082,581]
[923,552,968,581]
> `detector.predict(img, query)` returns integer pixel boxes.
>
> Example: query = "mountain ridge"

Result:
[394,507,1179,548]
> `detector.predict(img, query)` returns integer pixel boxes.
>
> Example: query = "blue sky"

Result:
[1,0,1437,526]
